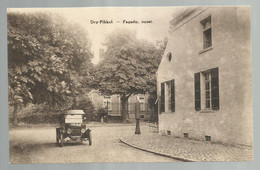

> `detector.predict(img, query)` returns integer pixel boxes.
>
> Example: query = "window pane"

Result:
[206,100,210,108]
[203,70,213,109]
[205,82,210,90]
[202,16,211,29]
[204,21,211,29]
[205,73,209,80]
[203,28,212,49]
[206,91,210,99]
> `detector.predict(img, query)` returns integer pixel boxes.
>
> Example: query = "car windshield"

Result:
[65,114,82,123]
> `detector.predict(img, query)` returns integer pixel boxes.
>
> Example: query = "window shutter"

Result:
[171,79,175,112]
[211,67,219,110]
[194,73,201,110]
[158,97,161,114]
[161,83,165,112]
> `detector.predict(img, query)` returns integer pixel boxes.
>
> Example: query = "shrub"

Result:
[18,103,62,124]
[75,95,96,121]
[96,107,107,120]
[16,95,97,124]
[19,112,61,124]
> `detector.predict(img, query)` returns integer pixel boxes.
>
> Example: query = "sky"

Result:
[8,7,180,64]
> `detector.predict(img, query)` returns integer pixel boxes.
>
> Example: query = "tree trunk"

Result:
[13,103,19,126]
[121,97,127,123]
[73,97,77,109]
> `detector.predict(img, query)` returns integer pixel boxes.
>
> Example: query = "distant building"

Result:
[88,90,152,121]
[157,7,252,146]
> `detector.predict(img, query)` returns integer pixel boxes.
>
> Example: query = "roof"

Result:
[169,7,208,31]
[65,110,85,115]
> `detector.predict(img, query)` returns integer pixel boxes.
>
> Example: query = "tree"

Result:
[92,29,164,122]
[148,37,168,122]
[8,11,93,125]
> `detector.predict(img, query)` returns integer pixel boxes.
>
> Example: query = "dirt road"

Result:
[9,125,178,163]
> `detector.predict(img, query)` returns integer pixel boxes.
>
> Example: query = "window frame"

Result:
[161,79,175,113]
[201,16,212,50]
[194,67,219,111]
[203,71,212,110]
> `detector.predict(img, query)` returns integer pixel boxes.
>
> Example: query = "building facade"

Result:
[89,90,152,121]
[157,7,252,146]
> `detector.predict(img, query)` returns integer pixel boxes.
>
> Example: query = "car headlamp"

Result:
[81,128,86,133]
[67,128,72,134]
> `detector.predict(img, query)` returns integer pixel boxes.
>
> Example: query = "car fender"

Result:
[82,128,91,138]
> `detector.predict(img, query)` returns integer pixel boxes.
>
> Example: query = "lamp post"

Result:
[135,100,141,134]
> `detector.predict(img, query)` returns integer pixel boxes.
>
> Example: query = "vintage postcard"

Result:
[8,6,253,163]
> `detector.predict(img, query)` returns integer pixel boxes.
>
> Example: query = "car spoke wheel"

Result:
[60,134,64,147]
[88,131,92,146]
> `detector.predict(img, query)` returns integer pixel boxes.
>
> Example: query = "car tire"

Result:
[88,131,92,146]
[60,134,64,147]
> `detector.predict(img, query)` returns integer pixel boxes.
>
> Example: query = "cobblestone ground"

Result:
[121,126,254,162]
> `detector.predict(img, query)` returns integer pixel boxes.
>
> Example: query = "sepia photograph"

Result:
[8,6,253,163]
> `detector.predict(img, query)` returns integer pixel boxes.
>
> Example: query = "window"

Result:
[161,79,175,112]
[194,68,219,111]
[205,135,211,141]
[201,16,212,49]
[103,96,112,110]
[204,72,211,109]
[184,133,189,138]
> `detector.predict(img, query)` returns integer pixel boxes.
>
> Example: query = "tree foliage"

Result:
[92,29,165,122]
[8,11,93,124]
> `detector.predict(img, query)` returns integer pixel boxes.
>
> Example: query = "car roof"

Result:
[65,110,85,115]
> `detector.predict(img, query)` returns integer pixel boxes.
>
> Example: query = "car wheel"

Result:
[88,131,92,146]
[60,134,64,147]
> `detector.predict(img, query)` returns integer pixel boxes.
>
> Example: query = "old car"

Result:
[56,110,92,147]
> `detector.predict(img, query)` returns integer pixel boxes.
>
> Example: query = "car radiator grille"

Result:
[71,128,81,136]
